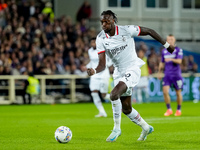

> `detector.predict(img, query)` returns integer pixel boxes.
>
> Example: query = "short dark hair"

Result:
[89,37,96,42]
[101,10,118,23]
[168,34,174,37]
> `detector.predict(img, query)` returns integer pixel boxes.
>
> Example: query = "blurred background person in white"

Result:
[87,37,111,117]
[135,49,149,103]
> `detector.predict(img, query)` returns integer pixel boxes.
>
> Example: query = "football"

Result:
[54,126,72,143]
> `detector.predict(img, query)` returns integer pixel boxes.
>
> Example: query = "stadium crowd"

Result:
[0,0,198,78]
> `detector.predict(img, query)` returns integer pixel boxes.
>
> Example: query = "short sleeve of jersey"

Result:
[96,36,106,54]
[176,47,183,59]
[124,25,141,37]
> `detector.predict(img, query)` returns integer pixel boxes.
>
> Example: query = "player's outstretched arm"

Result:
[87,52,106,76]
[139,27,174,53]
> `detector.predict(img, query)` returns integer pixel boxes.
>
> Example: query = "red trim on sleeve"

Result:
[116,26,119,35]
[138,26,141,36]
[98,50,105,54]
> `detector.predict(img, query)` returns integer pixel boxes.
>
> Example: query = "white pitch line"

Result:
[145,116,200,123]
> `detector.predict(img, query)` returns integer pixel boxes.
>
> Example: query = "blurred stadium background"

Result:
[0,0,200,104]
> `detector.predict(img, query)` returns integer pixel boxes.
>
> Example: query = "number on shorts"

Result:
[176,80,183,89]
[125,73,131,81]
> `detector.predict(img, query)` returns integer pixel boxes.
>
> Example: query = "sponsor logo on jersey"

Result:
[109,44,127,56]
[164,54,176,58]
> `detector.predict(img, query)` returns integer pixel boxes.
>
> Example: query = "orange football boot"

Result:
[164,109,173,116]
[174,110,181,116]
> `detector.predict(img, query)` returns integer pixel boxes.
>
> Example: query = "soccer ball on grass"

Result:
[54,126,72,143]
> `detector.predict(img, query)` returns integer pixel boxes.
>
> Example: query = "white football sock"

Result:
[91,92,106,114]
[126,107,149,131]
[111,99,122,130]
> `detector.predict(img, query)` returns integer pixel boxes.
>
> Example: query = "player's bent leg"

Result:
[121,96,154,141]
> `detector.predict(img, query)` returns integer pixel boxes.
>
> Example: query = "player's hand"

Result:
[167,45,175,54]
[87,68,95,76]
[157,72,162,80]
[165,58,172,62]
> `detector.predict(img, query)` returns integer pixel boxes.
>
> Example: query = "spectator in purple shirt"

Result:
[158,34,183,117]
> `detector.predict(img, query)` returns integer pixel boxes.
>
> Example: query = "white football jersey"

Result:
[87,47,110,79]
[96,25,145,74]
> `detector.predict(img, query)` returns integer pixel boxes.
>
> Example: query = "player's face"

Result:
[100,15,115,33]
[167,36,176,46]
[138,50,144,59]
[90,39,96,49]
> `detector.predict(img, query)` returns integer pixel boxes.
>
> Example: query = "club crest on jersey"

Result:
[105,42,109,46]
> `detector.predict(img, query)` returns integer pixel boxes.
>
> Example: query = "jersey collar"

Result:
[105,25,118,38]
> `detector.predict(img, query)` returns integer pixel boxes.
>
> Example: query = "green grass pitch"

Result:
[0,101,200,150]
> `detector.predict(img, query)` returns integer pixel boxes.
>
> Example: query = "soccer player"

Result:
[87,10,174,142]
[158,34,183,117]
[87,37,111,117]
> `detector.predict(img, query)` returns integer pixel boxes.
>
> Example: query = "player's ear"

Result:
[112,18,115,23]
[174,37,176,43]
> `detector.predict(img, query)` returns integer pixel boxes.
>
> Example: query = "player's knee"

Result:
[110,92,120,101]
[122,107,132,115]
[163,91,168,95]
